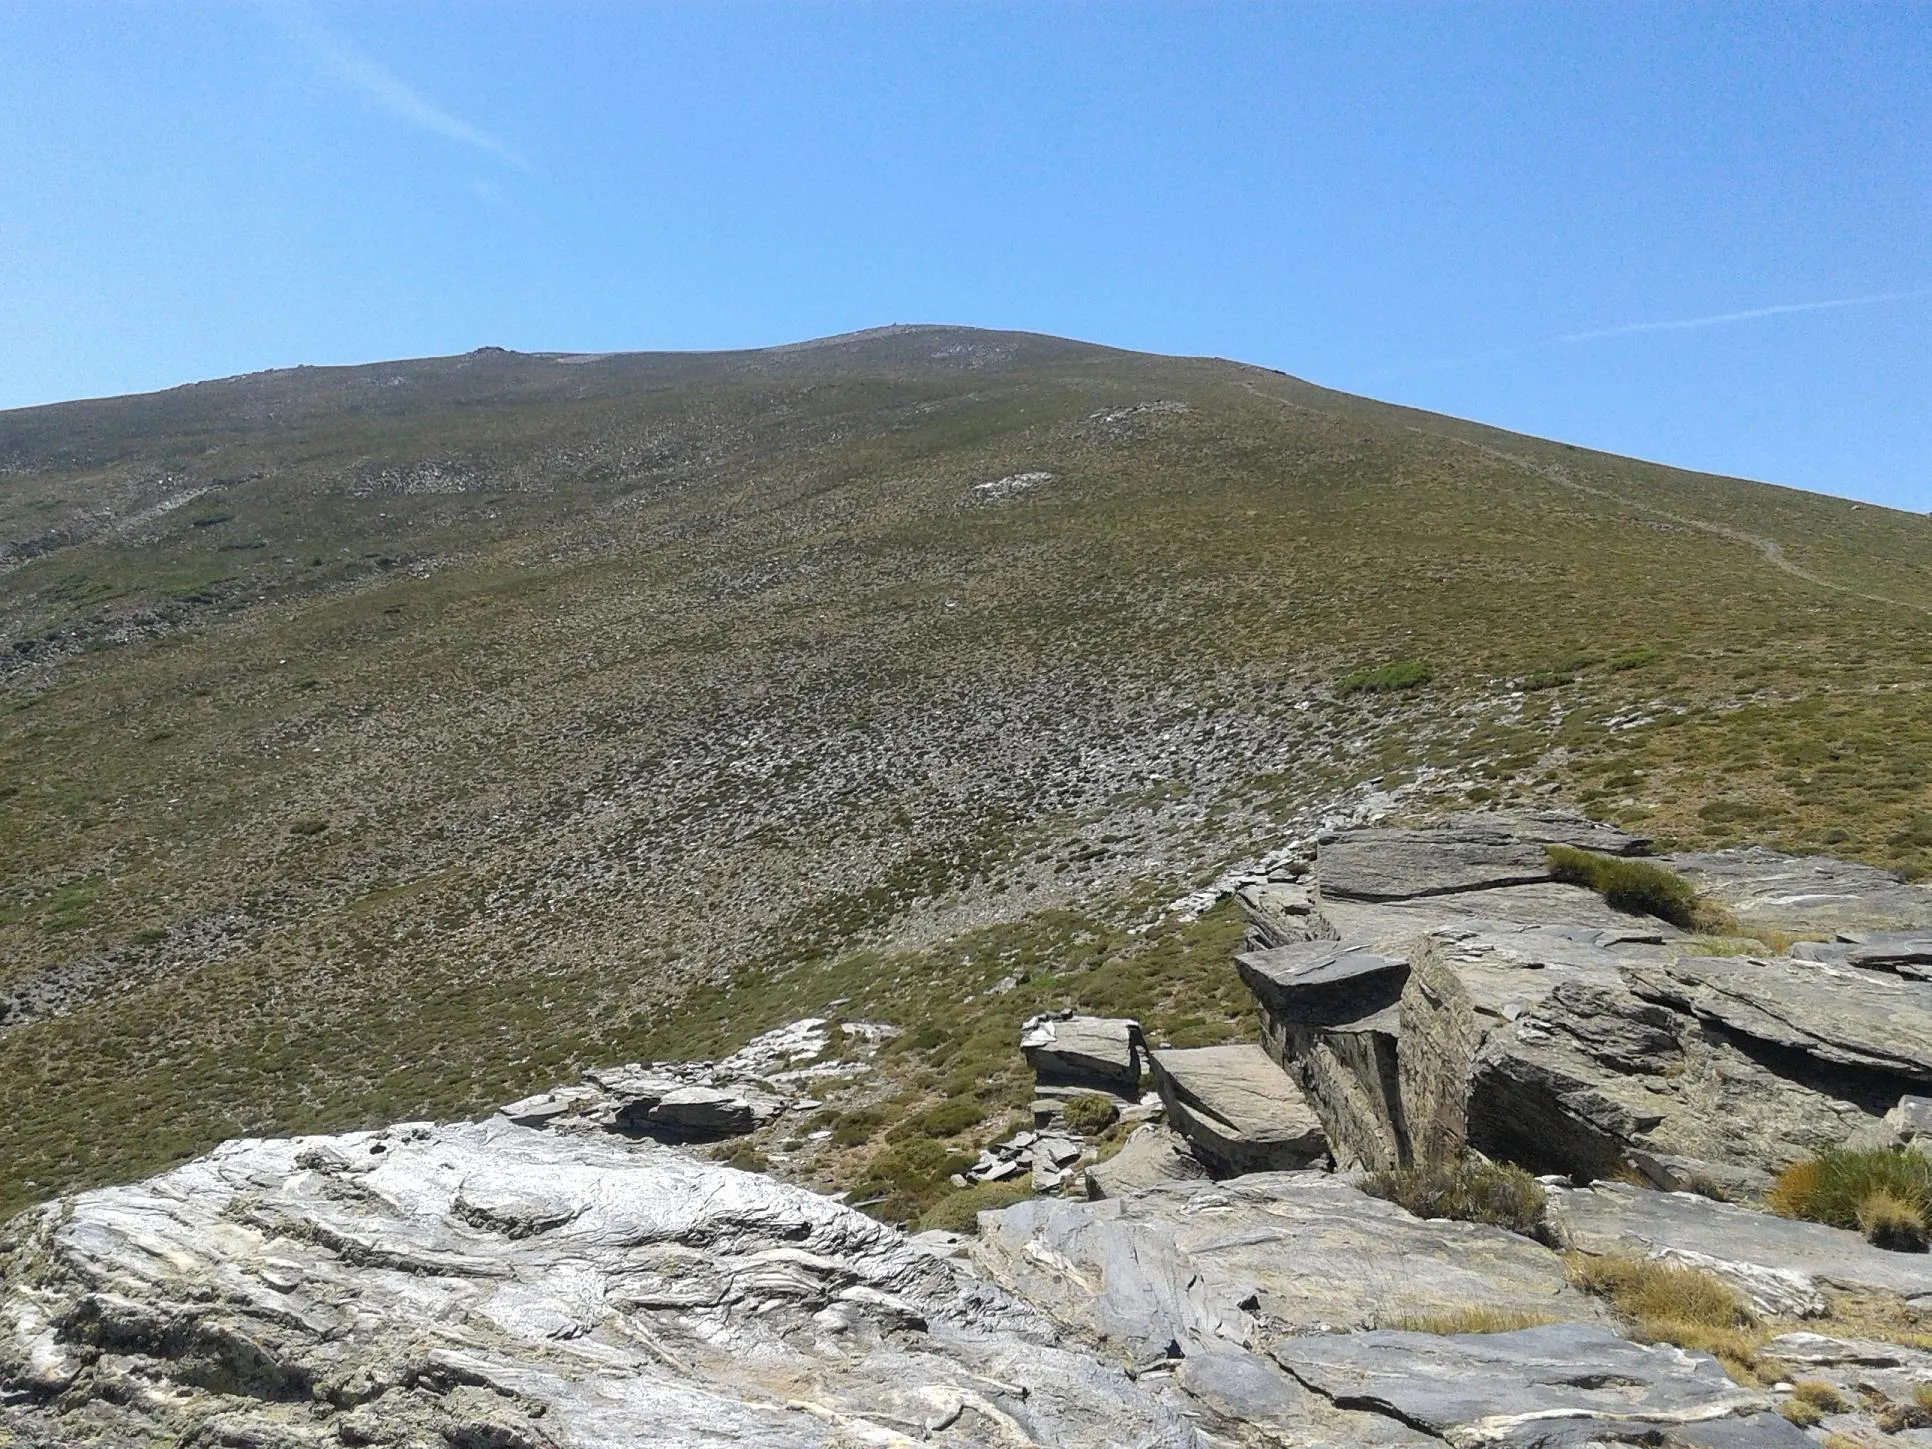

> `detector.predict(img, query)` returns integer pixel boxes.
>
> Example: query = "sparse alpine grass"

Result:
[1768,1148,1932,1249]
[1386,1307,1559,1336]
[3,327,1932,1219]
[1545,845,1700,928]
[1361,1159,1550,1241]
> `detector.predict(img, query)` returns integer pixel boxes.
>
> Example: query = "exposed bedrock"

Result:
[1202,815,1932,1184]
[0,1120,1196,1448]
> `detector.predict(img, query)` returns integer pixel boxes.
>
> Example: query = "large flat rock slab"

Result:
[1149,1043,1328,1173]
[973,1172,1595,1355]
[1317,828,1554,902]
[1274,1322,1800,1447]
[1551,1180,1932,1306]
[1664,847,1932,936]
[974,1174,1599,1447]
[1627,954,1932,1081]
[1318,881,1672,947]
[0,1119,1196,1448]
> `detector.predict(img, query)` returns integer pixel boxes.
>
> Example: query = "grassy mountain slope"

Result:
[2,324,1929,1214]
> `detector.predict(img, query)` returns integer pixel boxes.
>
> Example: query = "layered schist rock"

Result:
[1197,815,1932,1184]
[0,1119,1196,1449]
[1018,1012,1145,1100]
[1235,941,1410,1170]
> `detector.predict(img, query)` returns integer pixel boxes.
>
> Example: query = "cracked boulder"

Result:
[1148,1043,1327,1174]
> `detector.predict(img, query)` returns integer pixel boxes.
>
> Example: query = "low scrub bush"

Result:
[1060,1093,1119,1135]
[1566,1253,1763,1381]
[915,1179,1034,1235]
[1361,1159,1549,1241]
[1767,1149,1932,1250]
[1335,659,1432,697]
[1545,845,1698,928]
[853,1139,976,1224]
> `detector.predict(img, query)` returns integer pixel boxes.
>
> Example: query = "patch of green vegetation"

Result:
[1545,845,1698,928]
[916,1179,1034,1234]
[1335,659,1433,697]
[1060,1092,1119,1134]
[1607,646,1660,672]
[1362,1159,1550,1241]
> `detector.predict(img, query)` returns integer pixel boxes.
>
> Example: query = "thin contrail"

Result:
[1368,286,1932,382]
[1556,288,1932,343]
[280,4,530,170]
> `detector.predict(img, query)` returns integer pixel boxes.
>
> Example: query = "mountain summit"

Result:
[2,325,1929,1211]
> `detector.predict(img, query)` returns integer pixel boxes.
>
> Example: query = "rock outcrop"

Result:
[1193,815,1932,1183]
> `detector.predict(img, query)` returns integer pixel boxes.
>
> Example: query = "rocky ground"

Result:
[10,815,1932,1447]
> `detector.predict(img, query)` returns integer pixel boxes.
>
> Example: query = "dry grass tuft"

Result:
[1768,1149,1932,1249]
[1362,1159,1549,1240]
[1791,1379,1849,1412]
[1565,1253,1765,1381]
[1387,1306,1559,1336]
[1857,1188,1929,1252]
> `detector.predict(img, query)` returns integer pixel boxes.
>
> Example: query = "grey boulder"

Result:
[1019,1013,1144,1098]
[1148,1043,1328,1173]
[1083,1124,1208,1199]
[1551,1180,1932,1308]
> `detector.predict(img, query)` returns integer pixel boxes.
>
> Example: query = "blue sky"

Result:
[2,3,1926,508]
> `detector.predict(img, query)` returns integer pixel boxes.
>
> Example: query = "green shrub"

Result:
[1767,1149,1932,1247]
[1545,845,1697,928]
[915,1179,1034,1235]
[1060,1093,1119,1135]
[1361,1159,1549,1240]
[853,1139,976,1223]
[1335,659,1432,697]
[1607,646,1660,672]
[829,1107,888,1147]
[1779,1399,1824,1428]
[885,1095,986,1142]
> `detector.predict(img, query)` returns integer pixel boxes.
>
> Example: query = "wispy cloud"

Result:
[1369,287,1932,383]
[281,4,530,170]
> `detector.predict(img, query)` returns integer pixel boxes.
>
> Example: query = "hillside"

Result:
[2,323,1930,1215]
